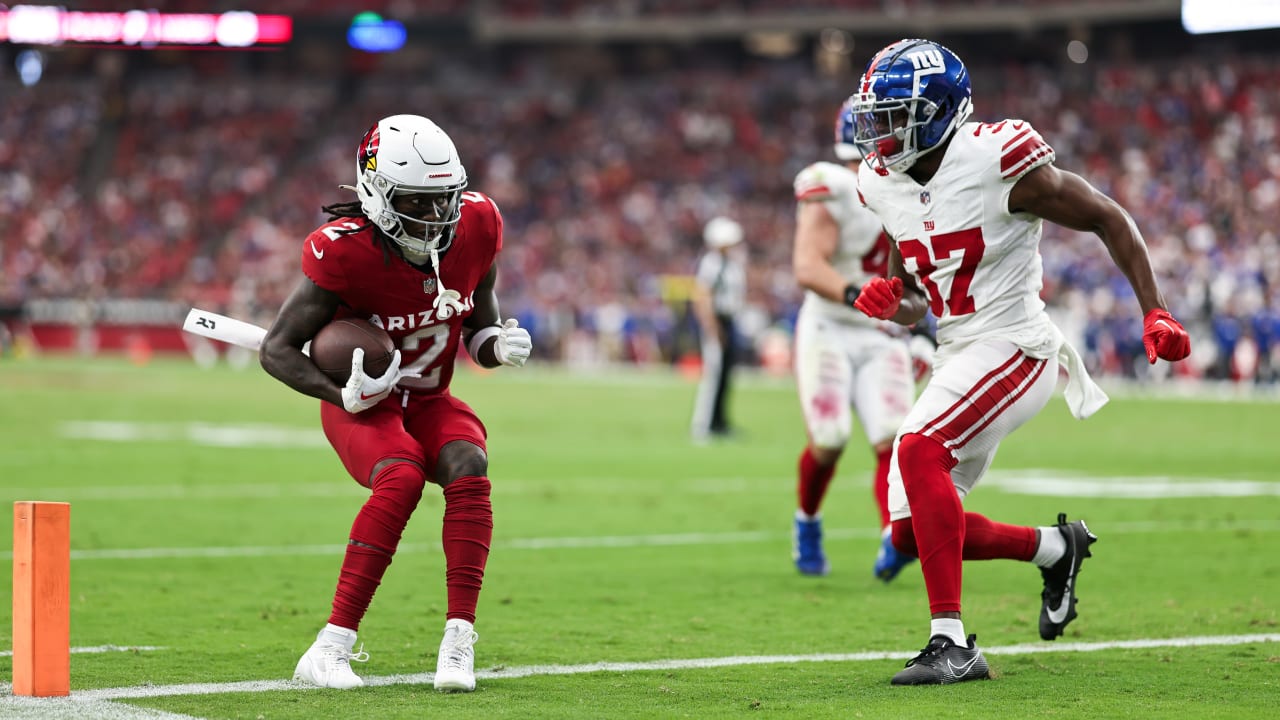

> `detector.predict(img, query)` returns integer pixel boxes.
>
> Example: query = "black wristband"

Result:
[843,283,861,307]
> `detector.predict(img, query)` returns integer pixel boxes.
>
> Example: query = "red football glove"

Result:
[854,277,904,320]
[1142,308,1191,364]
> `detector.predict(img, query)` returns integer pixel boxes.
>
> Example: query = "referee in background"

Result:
[690,216,747,443]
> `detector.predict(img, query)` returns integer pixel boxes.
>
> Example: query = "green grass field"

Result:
[1,356,1278,719]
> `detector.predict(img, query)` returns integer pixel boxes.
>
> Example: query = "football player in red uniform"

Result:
[260,114,532,693]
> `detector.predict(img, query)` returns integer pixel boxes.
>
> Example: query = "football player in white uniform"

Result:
[847,39,1191,685]
[790,116,931,581]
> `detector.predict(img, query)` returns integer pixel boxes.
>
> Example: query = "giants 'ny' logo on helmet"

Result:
[846,39,973,173]
[358,125,380,172]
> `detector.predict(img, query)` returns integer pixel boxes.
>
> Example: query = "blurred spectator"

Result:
[4,34,1279,383]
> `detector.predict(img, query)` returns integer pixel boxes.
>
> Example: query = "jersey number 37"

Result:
[899,227,985,318]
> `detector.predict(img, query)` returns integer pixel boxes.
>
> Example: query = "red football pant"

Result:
[890,433,1036,615]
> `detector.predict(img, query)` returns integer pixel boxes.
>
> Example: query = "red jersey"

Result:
[301,191,503,395]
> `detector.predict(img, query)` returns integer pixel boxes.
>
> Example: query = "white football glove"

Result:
[341,348,404,413]
[494,319,532,367]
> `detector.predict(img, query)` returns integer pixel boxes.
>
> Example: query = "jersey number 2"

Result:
[395,324,450,391]
[898,227,984,318]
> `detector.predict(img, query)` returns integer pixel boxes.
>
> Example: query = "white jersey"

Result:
[793,161,889,327]
[859,119,1109,421]
[857,119,1057,349]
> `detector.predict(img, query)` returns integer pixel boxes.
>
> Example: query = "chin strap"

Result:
[428,245,466,320]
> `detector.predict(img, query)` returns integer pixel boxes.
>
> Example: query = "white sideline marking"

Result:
[0,477,765,501]
[0,645,162,658]
[1,482,364,501]
[0,697,200,720]
[59,421,327,449]
[984,471,1280,498]
[1,633,1276,720]
[2,520,1278,563]
[9,474,1280,503]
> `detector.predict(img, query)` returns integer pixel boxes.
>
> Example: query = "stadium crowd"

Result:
[2,40,1278,383]
[38,1,1095,17]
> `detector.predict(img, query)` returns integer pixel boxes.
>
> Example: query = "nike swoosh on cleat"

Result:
[311,241,325,260]
[946,654,981,677]
[1045,576,1074,624]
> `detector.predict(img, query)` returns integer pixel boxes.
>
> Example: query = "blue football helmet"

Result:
[849,39,973,172]
[833,96,860,161]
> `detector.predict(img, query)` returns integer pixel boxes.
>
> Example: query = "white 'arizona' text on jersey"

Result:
[857,120,1056,347]
[794,161,890,327]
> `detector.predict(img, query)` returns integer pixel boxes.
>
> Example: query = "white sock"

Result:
[320,623,357,650]
[445,618,474,633]
[795,509,819,522]
[930,618,966,646]
[1032,526,1067,568]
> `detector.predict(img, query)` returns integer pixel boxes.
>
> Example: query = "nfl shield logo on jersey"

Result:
[920,190,931,206]
[423,277,437,294]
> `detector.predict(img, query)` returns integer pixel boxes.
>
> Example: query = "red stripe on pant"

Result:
[918,350,1024,441]
[949,360,1046,449]
[921,352,1039,446]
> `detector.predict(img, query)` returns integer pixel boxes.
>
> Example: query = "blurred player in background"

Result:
[789,119,934,580]
[848,39,1191,685]
[259,114,532,692]
[690,216,747,443]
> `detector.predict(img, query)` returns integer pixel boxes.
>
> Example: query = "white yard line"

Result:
[13,445,1280,502]
[982,471,1280,498]
[0,646,162,658]
[2,633,1276,720]
[58,421,328,448]
[0,697,202,720]
[1,478,768,501]
[1,519,1278,562]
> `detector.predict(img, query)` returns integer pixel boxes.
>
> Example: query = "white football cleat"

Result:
[293,625,369,689]
[433,619,479,692]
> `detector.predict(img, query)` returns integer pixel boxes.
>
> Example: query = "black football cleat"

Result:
[891,634,990,686]
[1039,512,1098,641]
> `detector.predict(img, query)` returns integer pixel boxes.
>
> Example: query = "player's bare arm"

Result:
[260,276,345,406]
[887,241,929,325]
[792,199,848,303]
[1010,164,1168,315]
[462,264,531,369]
[466,264,501,331]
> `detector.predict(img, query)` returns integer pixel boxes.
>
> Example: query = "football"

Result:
[309,318,395,385]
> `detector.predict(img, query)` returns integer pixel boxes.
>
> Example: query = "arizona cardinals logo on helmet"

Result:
[358,125,380,172]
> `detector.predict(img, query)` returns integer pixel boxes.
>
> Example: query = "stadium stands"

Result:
[2,14,1277,383]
